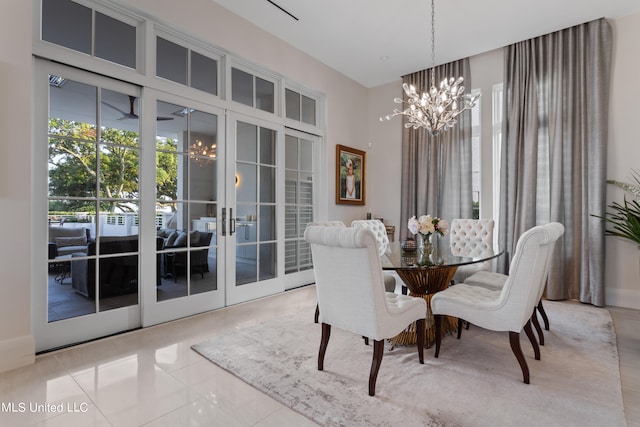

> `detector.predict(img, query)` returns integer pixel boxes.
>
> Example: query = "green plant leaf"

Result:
[593,197,640,245]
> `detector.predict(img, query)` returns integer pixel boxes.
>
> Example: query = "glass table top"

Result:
[381,239,502,270]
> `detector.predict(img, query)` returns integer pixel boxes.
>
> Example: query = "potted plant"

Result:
[595,170,640,245]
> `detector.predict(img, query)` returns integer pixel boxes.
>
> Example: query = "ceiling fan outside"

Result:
[102,95,173,121]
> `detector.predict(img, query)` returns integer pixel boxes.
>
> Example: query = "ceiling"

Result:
[212,0,640,88]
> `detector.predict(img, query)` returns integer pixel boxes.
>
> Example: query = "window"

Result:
[492,84,503,226]
[191,51,218,95]
[42,0,91,54]
[285,88,316,125]
[95,12,136,68]
[42,0,137,69]
[156,37,188,85]
[471,89,481,219]
[284,134,314,274]
[156,36,219,96]
[231,67,275,113]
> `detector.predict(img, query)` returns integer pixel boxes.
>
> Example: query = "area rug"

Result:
[192,301,626,427]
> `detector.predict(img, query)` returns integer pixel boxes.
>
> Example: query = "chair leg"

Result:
[434,315,442,358]
[531,308,545,346]
[416,318,425,364]
[523,320,540,360]
[369,340,384,396]
[457,318,463,339]
[509,331,530,384]
[318,323,331,371]
[537,299,550,331]
[314,304,319,323]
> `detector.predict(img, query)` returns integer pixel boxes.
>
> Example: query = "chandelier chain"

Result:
[431,0,435,88]
[379,0,480,136]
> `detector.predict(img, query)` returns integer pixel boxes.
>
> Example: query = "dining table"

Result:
[380,236,503,348]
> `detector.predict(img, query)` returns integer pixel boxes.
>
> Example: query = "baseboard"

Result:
[0,334,35,373]
[606,287,640,310]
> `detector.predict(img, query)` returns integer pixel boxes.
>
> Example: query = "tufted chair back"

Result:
[306,220,346,228]
[305,220,347,324]
[304,225,427,395]
[449,219,494,257]
[449,219,495,283]
[351,220,390,256]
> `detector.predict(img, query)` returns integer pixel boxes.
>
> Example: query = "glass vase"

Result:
[417,233,434,265]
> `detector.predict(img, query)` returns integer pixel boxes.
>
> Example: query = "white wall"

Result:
[605,11,640,309]
[0,0,35,372]
[367,82,404,234]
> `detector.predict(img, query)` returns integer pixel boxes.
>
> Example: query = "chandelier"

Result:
[189,139,217,166]
[380,0,479,136]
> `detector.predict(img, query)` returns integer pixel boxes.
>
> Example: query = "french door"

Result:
[33,61,146,351]
[33,61,310,351]
[140,91,227,326]
[225,113,285,305]
[147,111,293,315]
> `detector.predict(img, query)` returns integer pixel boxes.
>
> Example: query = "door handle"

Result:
[230,208,236,235]
[221,207,226,236]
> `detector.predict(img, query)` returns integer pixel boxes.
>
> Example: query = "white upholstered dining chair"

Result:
[306,221,346,323]
[463,222,564,345]
[431,222,565,384]
[305,225,427,396]
[449,218,495,283]
[351,219,397,293]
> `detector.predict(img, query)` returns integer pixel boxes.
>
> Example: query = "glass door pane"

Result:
[235,122,277,285]
[284,134,315,275]
[140,90,225,327]
[235,122,259,285]
[48,79,141,322]
[226,114,284,305]
[155,101,220,301]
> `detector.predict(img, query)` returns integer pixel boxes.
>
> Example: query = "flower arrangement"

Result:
[407,215,449,238]
[406,215,448,265]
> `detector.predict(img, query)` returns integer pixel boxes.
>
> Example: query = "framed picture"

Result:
[336,144,366,205]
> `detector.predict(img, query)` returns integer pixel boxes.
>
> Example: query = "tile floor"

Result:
[610,306,640,426]
[0,285,638,426]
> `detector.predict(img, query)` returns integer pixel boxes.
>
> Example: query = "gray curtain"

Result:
[497,18,612,306]
[399,59,473,242]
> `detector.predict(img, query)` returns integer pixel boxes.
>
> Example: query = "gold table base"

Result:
[391,265,459,348]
